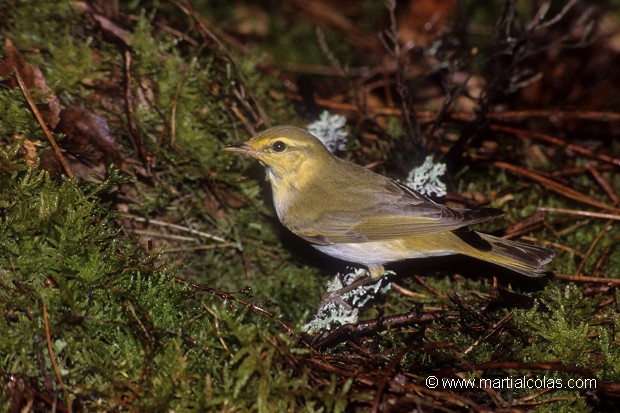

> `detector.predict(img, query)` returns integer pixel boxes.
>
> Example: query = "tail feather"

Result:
[473,233,554,277]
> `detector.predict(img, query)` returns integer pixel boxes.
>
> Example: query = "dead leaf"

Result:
[0,39,61,129]
[20,137,40,167]
[56,106,124,167]
[39,148,62,180]
[75,2,132,47]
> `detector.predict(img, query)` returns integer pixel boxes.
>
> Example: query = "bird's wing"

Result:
[292,178,504,244]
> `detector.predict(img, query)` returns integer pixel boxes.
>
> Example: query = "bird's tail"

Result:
[469,233,554,277]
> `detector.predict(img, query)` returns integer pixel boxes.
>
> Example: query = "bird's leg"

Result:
[368,264,385,279]
[318,276,373,308]
[318,266,388,309]
[319,277,371,309]
[301,268,393,336]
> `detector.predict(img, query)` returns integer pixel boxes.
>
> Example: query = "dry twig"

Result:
[13,67,74,178]
[43,303,71,410]
[538,208,620,222]
[493,161,620,213]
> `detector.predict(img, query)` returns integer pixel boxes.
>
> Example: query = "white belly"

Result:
[313,240,453,266]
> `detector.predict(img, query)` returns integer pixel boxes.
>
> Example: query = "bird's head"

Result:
[224,126,334,182]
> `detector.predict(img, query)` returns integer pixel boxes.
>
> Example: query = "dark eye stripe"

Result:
[272,140,287,152]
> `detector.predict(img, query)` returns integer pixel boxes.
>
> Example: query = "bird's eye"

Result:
[271,140,287,152]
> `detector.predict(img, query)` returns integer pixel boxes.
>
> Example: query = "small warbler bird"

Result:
[225,126,553,279]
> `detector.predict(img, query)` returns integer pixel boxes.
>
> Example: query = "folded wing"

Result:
[292,178,504,244]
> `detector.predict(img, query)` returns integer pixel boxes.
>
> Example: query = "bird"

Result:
[224,125,554,279]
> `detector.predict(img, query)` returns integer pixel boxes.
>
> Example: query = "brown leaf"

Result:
[56,106,124,167]
[39,148,62,180]
[14,136,40,167]
[75,2,132,47]
[0,39,61,129]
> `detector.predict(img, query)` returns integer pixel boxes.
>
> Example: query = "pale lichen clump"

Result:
[302,268,392,334]
[307,111,348,153]
[405,155,447,198]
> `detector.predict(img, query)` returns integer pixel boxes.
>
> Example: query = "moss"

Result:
[0,2,331,410]
[0,146,345,410]
[510,284,620,404]
[5,0,94,96]
[0,88,41,137]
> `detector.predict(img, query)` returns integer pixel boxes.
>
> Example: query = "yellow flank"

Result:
[224,125,554,278]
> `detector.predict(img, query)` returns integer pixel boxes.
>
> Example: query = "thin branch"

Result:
[43,303,72,410]
[176,279,297,335]
[380,0,421,143]
[490,125,620,168]
[13,66,74,179]
[463,312,513,355]
[588,164,619,204]
[537,0,579,30]
[493,161,620,213]
[123,50,151,173]
[555,273,620,285]
[576,220,614,276]
[538,207,620,222]
[312,309,453,348]
[311,98,620,125]
[122,214,238,246]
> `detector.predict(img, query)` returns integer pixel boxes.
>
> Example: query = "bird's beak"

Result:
[223,144,255,156]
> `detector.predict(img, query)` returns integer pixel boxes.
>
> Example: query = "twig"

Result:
[176,279,296,335]
[379,0,421,143]
[372,349,408,413]
[414,274,447,299]
[576,220,614,276]
[538,207,620,221]
[391,282,428,299]
[162,244,236,253]
[272,61,373,76]
[480,110,620,122]
[313,309,452,348]
[43,303,71,410]
[123,50,151,172]
[122,214,237,246]
[537,0,579,30]
[554,273,620,285]
[463,312,513,355]
[493,161,620,213]
[593,243,615,277]
[555,220,590,237]
[588,164,619,204]
[231,84,263,129]
[13,66,74,179]
[315,27,347,78]
[513,387,553,404]
[310,98,620,129]
[203,306,230,353]
[128,230,198,242]
[517,397,580,407]
[551,165,616,177]
[501,212,547,239]
[490,125,620,168]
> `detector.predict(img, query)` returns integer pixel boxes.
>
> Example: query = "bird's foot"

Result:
[302,268,393,335]
[318,273,377,308]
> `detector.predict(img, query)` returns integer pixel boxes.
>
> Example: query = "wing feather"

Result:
[290,177,504,244]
